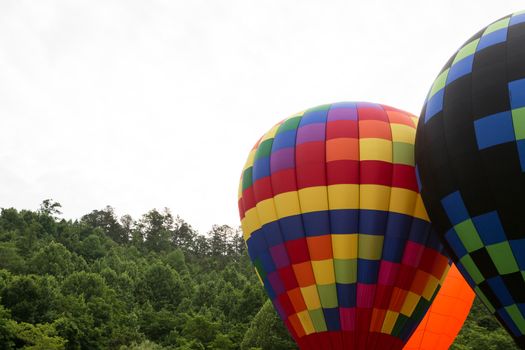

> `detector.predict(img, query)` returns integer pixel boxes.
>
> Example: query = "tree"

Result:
[81,206,128,244]
[39,199,62,218]
[30,242,76,278]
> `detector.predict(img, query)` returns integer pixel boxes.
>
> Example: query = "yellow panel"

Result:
[381,310,399,334]
[332,234,358,259]
[400,291,421,316]
[273,191,301,219]
[301,285,322,310]
[359,138,392,162]
[260,123,280,142]
[297,310,315,335]
[389,187,417,216]
[328,184,359,210]
[298,186,329,213]
[439,264,451,285]
[360,184,391,211]
[256,198,278,226]
[241,207,261,240]
[422,275,439,300]
[237,178,243,199]
[311,259,336,285]
[390,124,416,144]
[242,148,257,171]
[358,234,384,260]
[254,268,263,285]
[410,116,419,127]
[413,194,430,221]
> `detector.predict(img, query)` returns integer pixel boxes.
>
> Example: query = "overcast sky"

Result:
[0,0,523,233]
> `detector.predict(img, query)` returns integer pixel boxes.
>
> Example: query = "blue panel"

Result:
[263,277,276,300]
[300,110,328,126]
[357,259,380,284]
[302,211,331,237]
[330,209,359,234]
[272,130,296,151]
[487,276,515,306]
[472,211,507,245]
[445,228,468,259]
[336,283,356,307]
[474,111,515,150]
[415,165,422,191]
[447,55,474,85]
[519,303,525,317]
[477,28,508,52]
[516,139,525,172]
[262,221,284,247]
[279,215,305,242]
[510,13,525,26]
[382,235,407,263]
[385,212,413,239]
[497,308,521,337]
[359,210,388,235]
[510,239,525,270]
[509,78,525,109]
[330,101,357,109]
[252,157,271,181]
[259,251,276,273]
[424,89,444,123]
[441,191,470,225]
[247,230,267,257]
[323,307,341,331]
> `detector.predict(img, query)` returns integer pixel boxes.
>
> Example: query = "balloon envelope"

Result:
[238,102,450,350]
[415,11,525,348]
[404,264,475,350]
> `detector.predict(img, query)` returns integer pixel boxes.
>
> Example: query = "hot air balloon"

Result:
[404,264,475,350]
[238,102,451,350]
[415,11,525,348]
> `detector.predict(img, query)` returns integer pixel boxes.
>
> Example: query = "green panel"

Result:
[475,286,496,313]
[512,107,525,140]
[428,68,449,100]
[358,234,384,260]
[277,116,301,133]
[309,308,327,332]
[307,104,331,112]
[460,255,485,284]
[334,259,357,284]
[393,142,415,166]
[486,241,520,274]
[484,17,511,35]
[391,313,409,337]
[254,139,273,161]
[514,10,525,16]
[452,39,479,65]
[242,167,253,191]
[317,284,338,308]
[505,305,525,333]
[455,219,484,252]
[253,259,266,280]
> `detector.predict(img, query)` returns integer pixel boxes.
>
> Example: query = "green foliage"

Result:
[0,201,517,349]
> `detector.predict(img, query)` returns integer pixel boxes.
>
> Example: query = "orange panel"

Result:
[292,262,316,287]
[404,264,475,350]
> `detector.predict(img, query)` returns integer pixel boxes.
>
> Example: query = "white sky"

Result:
[0,0,523,234]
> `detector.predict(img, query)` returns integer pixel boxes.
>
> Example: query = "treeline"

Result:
[0,200,518,349]
[0,200,269,349]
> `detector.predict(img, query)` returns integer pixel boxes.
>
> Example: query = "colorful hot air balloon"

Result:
[238,102,451,350]
[415,11,525,348]
[404,264,475,350]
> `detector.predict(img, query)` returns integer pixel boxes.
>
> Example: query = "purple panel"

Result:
[296,123,325,144]
[267,271,286,295]
[270,148,295,173]
[327,107,358,121]
[270,244,290,268]
[272,299,286,320]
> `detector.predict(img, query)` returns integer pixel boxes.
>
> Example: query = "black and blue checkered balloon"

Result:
[415,11,525,348]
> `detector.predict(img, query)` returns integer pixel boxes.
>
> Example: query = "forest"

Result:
[0,200,519,349]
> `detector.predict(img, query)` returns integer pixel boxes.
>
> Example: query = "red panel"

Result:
[392,164,418,192]
[373,284,394,309]
[286,239,310,264]
[396,264,417,290]
[253,176,274,202]
[277,293,295,317]
[326,120,358,139]
[357,107,389,122]
[238,199,245,219]
[296,141,325,165]
[271,169,297,195]
[296,163,326,189]
[418,248,441,275]
[278,265,299,290]
[241,188,256,211]
[326,160,360,185]
[360,161,393,186]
